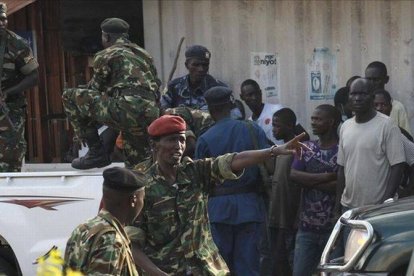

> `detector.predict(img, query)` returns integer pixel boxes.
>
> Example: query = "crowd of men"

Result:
[2,8,413,276]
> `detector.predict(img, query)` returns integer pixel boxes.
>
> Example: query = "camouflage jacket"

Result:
[64,209,138,276]
[133,156,154,174]
[88,37,160,98]
[134,153,241,275]
[164,106,214,138]
[161,74,227,111]
[2,29,38,105]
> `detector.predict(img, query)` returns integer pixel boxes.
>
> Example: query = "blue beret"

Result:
[103,167,145,192]
[185,45,211,60]
[204,87,233,106]
[100,18,129,34]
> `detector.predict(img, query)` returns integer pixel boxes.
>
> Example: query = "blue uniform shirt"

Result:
[161,74,227,111]
[195,117,269,224]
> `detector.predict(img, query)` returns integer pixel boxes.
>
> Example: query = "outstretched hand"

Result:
[275,132,311,157]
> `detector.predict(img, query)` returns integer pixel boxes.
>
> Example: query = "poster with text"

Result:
[250,52,280,103]
[307,48,337,100]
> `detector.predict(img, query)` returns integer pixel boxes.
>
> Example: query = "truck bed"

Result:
[0,163,124,275]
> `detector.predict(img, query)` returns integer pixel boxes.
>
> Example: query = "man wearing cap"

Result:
[133,106,213,174]
[64,167,145,275]
[62,17,160,170]
[130,114,307,275]
[0,2,39,172]
[195,87,268,275]
[161,44,227,111]
[163,106,213,157]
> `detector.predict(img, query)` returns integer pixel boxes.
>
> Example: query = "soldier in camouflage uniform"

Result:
[0,2,38,172]
[132,106,213,174]
[62,18,160,169]
[129,115,308,275]
[64,167,145,275]
[164,106,213,157]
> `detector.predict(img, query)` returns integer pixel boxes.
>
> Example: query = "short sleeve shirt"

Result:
[292,140,338,232]
[249,103,283,145]
[390,100,411,135]
[3,30,38,105]
[161,74,227,111]
[337,113,406,208]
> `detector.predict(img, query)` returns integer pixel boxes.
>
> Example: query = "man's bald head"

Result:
[350,78,373,93]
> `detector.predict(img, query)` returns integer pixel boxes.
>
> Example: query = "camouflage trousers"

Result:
[0,103,26,172]
[62,88,159,168]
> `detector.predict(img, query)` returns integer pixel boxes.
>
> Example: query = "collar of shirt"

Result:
[114,36,131,45]
[214,116,233,126]
[150,161,192,189]
[183,74,207,95]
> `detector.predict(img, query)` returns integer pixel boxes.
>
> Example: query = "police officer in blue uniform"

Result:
[161,45,227,111]
[195,87,269,276]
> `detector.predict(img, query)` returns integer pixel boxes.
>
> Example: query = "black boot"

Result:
[71,128,111,169]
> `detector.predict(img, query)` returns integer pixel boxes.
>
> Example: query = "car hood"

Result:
[351,196,414,240]
[353,196,414,220]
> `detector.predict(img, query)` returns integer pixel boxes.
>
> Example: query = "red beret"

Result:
[148,115,187,137]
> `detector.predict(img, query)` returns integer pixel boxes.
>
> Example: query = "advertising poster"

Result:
[250,52,280,103]
[307,48,337,100]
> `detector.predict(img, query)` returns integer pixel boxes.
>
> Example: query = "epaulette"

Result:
[6,30,30,49]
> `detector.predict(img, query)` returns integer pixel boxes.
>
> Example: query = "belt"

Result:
[112,87,156,101]
[210,184,260,197]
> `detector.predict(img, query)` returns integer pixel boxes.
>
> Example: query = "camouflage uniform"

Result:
[132,153,242,276]
[65,209,138,275]
[164,106,214,139]
[62,37,160,167]
[133,156,154,174]
[161,74,227,111]
[0,30,38,172]
[130,108,212,173]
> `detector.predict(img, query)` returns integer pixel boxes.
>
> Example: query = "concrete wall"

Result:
[143,0,414,132]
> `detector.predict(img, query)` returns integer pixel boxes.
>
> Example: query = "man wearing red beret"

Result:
[131,115,308,275]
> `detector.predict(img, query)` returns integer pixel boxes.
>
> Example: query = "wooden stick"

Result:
[162,37,185,94]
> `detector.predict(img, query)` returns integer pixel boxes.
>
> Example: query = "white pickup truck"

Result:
[0,163,118,276]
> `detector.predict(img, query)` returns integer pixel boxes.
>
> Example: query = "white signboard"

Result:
[307,48,337,100]
[250,52,280,103]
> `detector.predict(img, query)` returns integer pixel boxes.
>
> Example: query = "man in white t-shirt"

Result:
[336,78,406,212]
[240,79,308,145]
